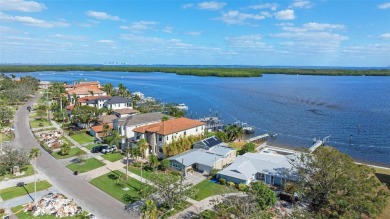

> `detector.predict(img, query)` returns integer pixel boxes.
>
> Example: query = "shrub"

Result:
[219,178,226,185]
[209,169,219,179]
[133,161,142,167]
[238,183,247,191]
[228,182,235,187]
[170,171,181,177]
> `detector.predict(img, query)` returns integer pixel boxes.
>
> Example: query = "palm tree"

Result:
[148,155,159,172]
[161,115,169,121]
[71,93,78,105]
[118,83,126,97]
[124,145,132,180]
[141,199,158,219]
[88,90,94,96]
[106,130,121,149]
[137,139,148,159]
[103,83,113,95]
[225,124,244,142]
[102,123,110,137]
[29,147,41,202]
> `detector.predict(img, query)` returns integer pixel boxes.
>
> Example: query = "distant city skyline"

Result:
[0,0,389,66]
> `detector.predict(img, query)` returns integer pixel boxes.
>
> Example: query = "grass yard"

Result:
[193,209,216,219]
[228,141,247,150]
[90,170,150,204]
[102,152,124,162]
[52,147,86,159]
[11,205,86,219]
[84,143,100,151]
[125,165,157,181]
[187,179,237,201]
[378,197,390,219]
[60,136,74,147]
[70,133,95,145]
[160,201,191,219]
[0,165,34,182]
[0,132,13,143]
[0,180,52,200]
[30,119,52,129]
[66,158,105,173]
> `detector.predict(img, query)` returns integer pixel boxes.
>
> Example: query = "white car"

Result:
[102,145,116,154]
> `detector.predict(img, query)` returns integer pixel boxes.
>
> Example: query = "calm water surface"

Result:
[24,71,390,166]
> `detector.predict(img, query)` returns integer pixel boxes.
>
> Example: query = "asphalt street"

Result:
[9,94,138,219]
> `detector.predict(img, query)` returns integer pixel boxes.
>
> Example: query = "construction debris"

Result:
[24,193,85,218]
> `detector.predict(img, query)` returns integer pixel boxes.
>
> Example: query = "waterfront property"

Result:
[217,150,298,186]
[66,86,107,104]
[113,108,139,118]
[133,117,205,158]
[114,112,169,150]
[193,135,224,150]
[168,144,236,174]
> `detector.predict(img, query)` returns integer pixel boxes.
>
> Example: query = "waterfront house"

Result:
[65,81,102,91]
[168,145,236,174]
[77,95,111,106]
[217,151,297,186]
[66,86,107,104]
[193,135,224,150]
[114,112,169,150]
[133,117,205,158]
[102,96,132,110]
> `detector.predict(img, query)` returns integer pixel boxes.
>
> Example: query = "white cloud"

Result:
[290,0,312,9]
[120,21,158,32]
[97,40,115,44]
[182,3,194,9]
[184,31,202,36]
[249,3,278,11]
[198,1,226,10]
[378,2,390,9]
[379,33,390,40]
[162,26,173,33]
[51,34,87,41]
[275,9,295,20]
[85,11,120,21]
[225,34,267,48]
[0,12,70,28]
[303,22,344,31]
[217,10,265,25]
[0,0,46,12]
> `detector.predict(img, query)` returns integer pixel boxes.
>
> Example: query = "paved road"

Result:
[9,94,139,219]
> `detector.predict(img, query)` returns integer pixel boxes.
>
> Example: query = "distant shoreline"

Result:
[1,65,390,77]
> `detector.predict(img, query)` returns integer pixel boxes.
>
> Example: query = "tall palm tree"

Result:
[118,83,126,97]
[29,147,41,202]
[148,155,159,172]
[141,199,158,219]
[103,83,113,95]
[137,139,148,159]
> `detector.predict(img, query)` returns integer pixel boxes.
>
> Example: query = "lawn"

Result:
[70,133,95,145]
[90,170,150,203]
[84,143,100,151]
[102,152,124,162]
[60,136,74,147]
[160,201,191,219]
[11,205,86,219]
[125,165,156,181]
[66,158,105,173]
[52,147,86,159]
[30,119,52,129]
[0,132,13,143]
[187,179,237,201]
[0,180,52,200]
[0,165,34,182]
[228,141,247,150]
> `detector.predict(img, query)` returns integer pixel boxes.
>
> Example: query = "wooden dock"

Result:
[246,133,270,143]
[309,140,324,152]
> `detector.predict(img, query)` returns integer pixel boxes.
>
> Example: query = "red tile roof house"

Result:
[89,123,113,138]
[66,86,107,104]
[133,117,205,158]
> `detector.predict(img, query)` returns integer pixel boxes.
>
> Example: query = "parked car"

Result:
[102,145,116,154]
[91,145,104,153]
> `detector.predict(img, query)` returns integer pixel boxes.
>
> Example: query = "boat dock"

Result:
[309,135,330,152]
[246,133,270,143]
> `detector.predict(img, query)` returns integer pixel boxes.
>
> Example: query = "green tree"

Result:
[148,154,159,171]
[60,143,71,156]
[137,139,148,159]
[29,147,41,201]
[71,105,99,127]
[248,181,277,210]
[159,159,170,172]
[103,83,114,95]
[290,146,389,218]
[0,146,30,175]
[105,130,121,149]
[141,199,158,219]
[0,106,13,127]
[224,124,244,142]
[161,115,169,121]
[35,104,47,120]
[240,142,256,154]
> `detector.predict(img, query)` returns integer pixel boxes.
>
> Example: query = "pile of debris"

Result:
[24,193,83,217]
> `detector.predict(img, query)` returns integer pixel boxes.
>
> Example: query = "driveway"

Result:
[183,171,207,187]
[8,94,139,219]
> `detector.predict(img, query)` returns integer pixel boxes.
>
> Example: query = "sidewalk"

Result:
[78,159,126,181]
[0,173,49,190]
[50,120,90,154]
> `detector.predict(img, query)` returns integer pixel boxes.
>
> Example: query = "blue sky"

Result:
[0,0,389,66]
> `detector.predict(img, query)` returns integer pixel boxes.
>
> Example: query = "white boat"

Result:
[177,103,188,111]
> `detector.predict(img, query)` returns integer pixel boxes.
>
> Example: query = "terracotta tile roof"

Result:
[75,81,100,88]
[133,117,205,136]
[66,86,105,95]
[66,104,75,110]
[91,123,113,133]
[78,95,111,103]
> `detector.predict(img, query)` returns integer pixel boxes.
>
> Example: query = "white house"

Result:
[103,96,132,110]
[133,117,205,158]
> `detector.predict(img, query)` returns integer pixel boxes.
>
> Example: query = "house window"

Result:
[271,176,274,185]
[166,136,169,140]
[159,135,162,141]
[184,131,186,136]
